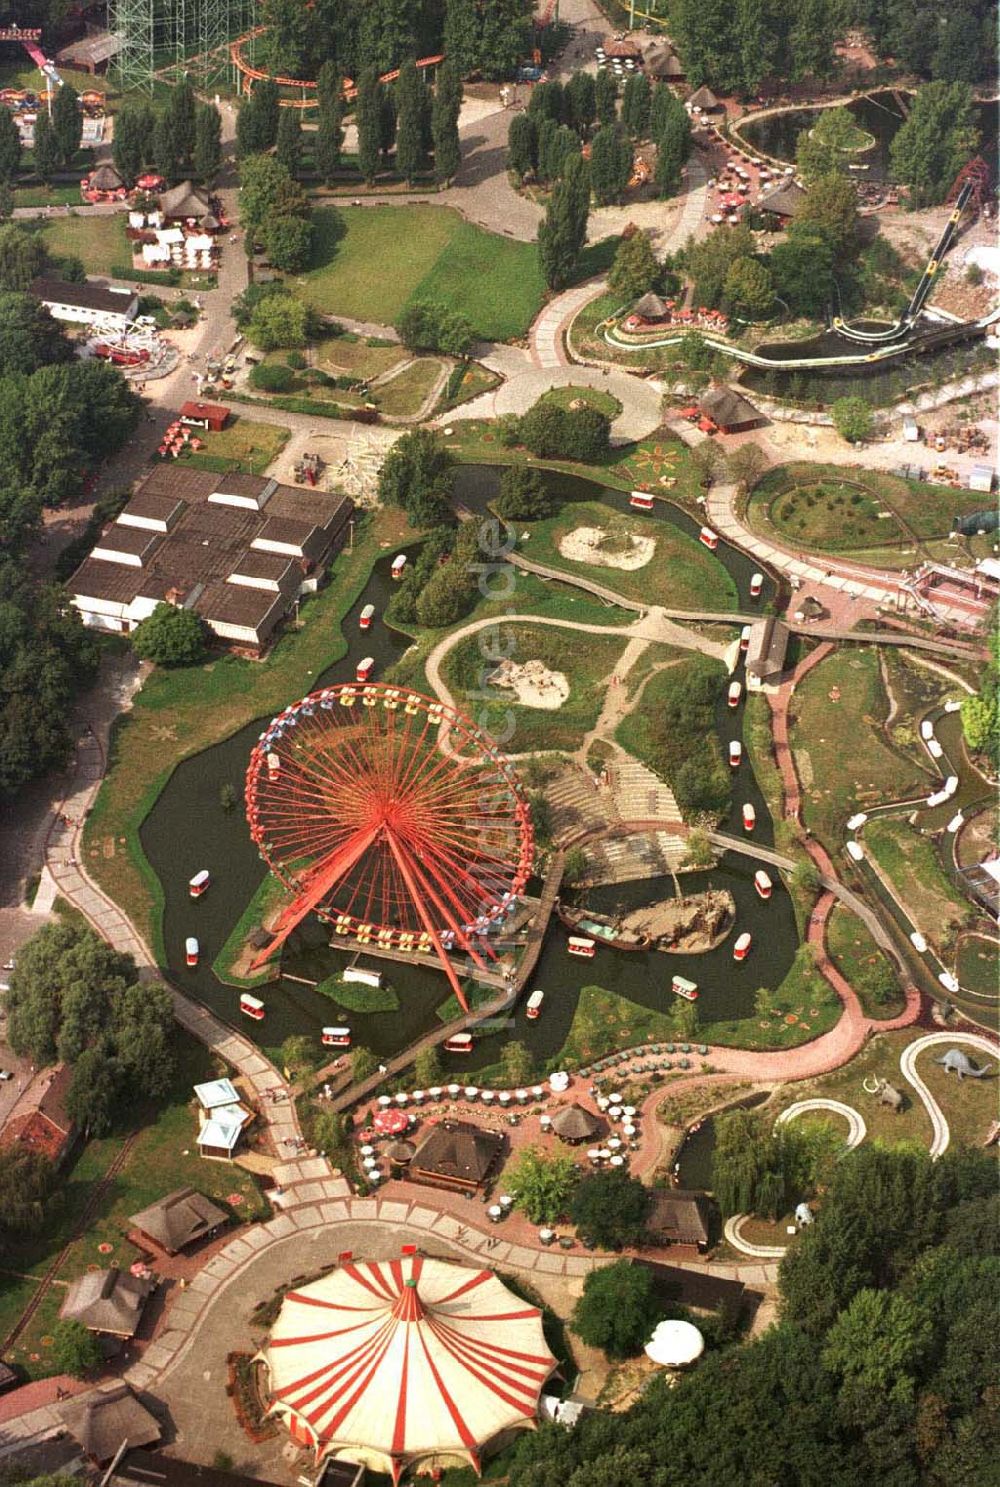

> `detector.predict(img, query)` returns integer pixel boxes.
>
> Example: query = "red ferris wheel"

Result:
[245,683,534,1010]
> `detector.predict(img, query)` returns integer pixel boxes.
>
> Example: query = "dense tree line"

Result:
[114,88,222,186]
[889,83,982,207]
[5,921,175,1136]
[501,395,612,461]
[0,281,139,797]
[258,0,532,82]
[239,154,315,270]
[510,1143,999,1484]
[853,0,997,83]
[673,0,842,96]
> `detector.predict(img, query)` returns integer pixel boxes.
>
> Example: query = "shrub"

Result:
[285,350,306,369]
[249,362,296,392]
[131,604,206,666]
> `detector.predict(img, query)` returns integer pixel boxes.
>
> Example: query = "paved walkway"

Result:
[775,1098,867,1147]
[899,1031,998,1159]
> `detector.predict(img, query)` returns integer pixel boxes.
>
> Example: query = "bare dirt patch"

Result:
[487,657,569,710]
[559,525,655,571]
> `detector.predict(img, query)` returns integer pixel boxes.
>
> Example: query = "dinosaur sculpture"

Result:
[934,1048,992,1079]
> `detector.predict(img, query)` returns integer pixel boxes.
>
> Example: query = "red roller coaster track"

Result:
[245,683,534,1010]
[228,29,443,106]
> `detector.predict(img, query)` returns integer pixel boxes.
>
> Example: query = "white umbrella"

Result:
[609,1154,625,1167]
[597,1147,610,1160]
[645,1319,705,1368]
[622,1122,636,1137]
[498,1091,511,1106]
[360,1144,374,1157]
[622,1106,636,1117]
[412,1090,425,1103]
[587,1148,601,1161]
[481,1090,495,1104]
[515,1089,529,1103]
[539,1114,552,1128]
[447,1083,461,1097]
[538,1228,555,1244]
[532,1085,546,1099]
[429,1086,443,1100]
[608,1092,622,1105]
[488,1205,502,1221]
[607,1137,622,1151]
[499,1194,513,1209]
[464,1086,479,1100]
[597,1096,609,1111]
[378,1095,392,1108]
[395,1092,408,1106]
[368,1168,383,1184]
[549,1072,570,1094]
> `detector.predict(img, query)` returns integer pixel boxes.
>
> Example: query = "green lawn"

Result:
[374,356,443,417]
[176,417,289,476]
[708,945,841,1050]
[83,507,415,950]
[826,902,907,1018]
[748,462,991,564]
[792,647,923,853]
[865,817,973,954]
[615,655,731,820]
[317,976,400,1013]
[538,384,623,419]
[513,499,737,612]
[767,1030,933,1148]
[36,213,130,276]
[297,206,547,341]
[556,984,682,1067]
[314,335,407,379]
[442,621,627,753]
[956,932,1000,997]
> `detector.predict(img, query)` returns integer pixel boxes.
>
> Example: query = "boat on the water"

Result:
[728,681,742,708]
[754,869,772,900]
[185,936,199,967]
[240,993,265,1020]
[742,802,756,832]
[699,525,719,551]
[189,869,210,898]
[360,604,375,630]
[444,1032,474,1054]
[356,656,375,683]
[526,989,544,1019]
[671,975,698,1001]
[322,1026,351,1046]
[567,935,596,958]
[630,491,654,510]
[740,624,751,652]
[733,932,752,961]
[729,740,743,767]
[750,572,764,598]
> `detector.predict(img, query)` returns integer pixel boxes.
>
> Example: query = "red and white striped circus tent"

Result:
[257,1250,558,1481]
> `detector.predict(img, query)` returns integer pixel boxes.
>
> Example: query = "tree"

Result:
[378,427,455,527]
[152,110,177,183]
[790,858,821,899]
[769,230,835,316]
[562,846,588,885]
[351,1045,378,1081]
[0,109,20,183]
[723,256,774,319]
[831,396,874,444]
[499,1039,533,1086]
[443,0,481,77]
[413,1046,443,1087]
[528,80,565,125]
[51,84,81,168]
[595,67,617,127]
[0,292,71,375]
[796,174,859,258]
[66,1043,119,1135]
[315,96,344,183]
[891,82,980,207]
[50,1320,102,1378]
[167,81,196,170]
[822,1288,932,1395]
[0,1147,53,1238]
[282,1034,318,1079]
[654,109,690,198]
[395,299,472,356]
[507,112,537,178]
[754,985,775,1019]
[796,107,869,182]
[247,292,310,349]
[394,59,426,184]
[494,462,554,520]
[414,558,476,626]
[275,106,302,176]
[431,62,463,184]
[571,1260,660,1358]
[193,102,223,183]
[682,828,714,868]
[566,71,596,137]
[255,78,281,149]
[589,124,631,206]
[538,156,589,290]
[131,603,206,665]
[570,1169,651,1249]
[356,68,383,184]
[32,112,60,186]
[726,441,767,494]
[265,213,314,271]
[608,230,660,302]
[112,103,151,185]
[507,1145,578,1223]
[478,0,532,79]
[239,154,310,246]
[620,73,651,138]
[669,996,699,1042]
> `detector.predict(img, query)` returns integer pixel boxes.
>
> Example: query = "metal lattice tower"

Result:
[109,0,154,92]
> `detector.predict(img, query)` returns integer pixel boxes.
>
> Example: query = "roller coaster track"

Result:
[227,29,442,105]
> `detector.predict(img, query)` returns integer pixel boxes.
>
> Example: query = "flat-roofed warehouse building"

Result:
[68,465,353,654]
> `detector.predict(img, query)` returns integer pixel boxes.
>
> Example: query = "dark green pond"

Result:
[738,92,997,184]
[138,466,800,1068]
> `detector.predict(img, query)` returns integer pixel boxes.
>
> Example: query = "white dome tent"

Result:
[644,1318,706,1369]
[257,1250,557,1481]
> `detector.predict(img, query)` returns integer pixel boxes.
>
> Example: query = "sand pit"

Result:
[488,657,569,710]
[559,524,655,570]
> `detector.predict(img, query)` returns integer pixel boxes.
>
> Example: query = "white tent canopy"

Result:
[645,1318,705,1368]
[259,1252,557,1482]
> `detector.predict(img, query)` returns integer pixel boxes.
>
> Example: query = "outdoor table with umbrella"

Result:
[587,1148,602,1162]
[711,213,724,224]
[412,1090,425,1104]
[464,1086,479,1101]
[373,1108,410,1137]
[539,1114,552,1130]
[608,1092,622,1104]
[499,1194,513,1210]
[597,1096,609,1111]
[368,1168,383,1184]
[539,1229,555,1245]
[498,1091,511,1106]
[549,1072,570,1094]
[359,1144,375,1157]
[597,1147,611,1161]
[609,1154,626,1168]
[488,1204,503,1223]
[515,1089,529,1104]
[429,1086,443,1101]
[377,1095,392,1108]
[623,1106,636,1119]
[448,1083,461,1098]
[622,1122,637,1138]
[481,1090,495,1105]
[607,1137,622,1152]
[395,1092,409,1106]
